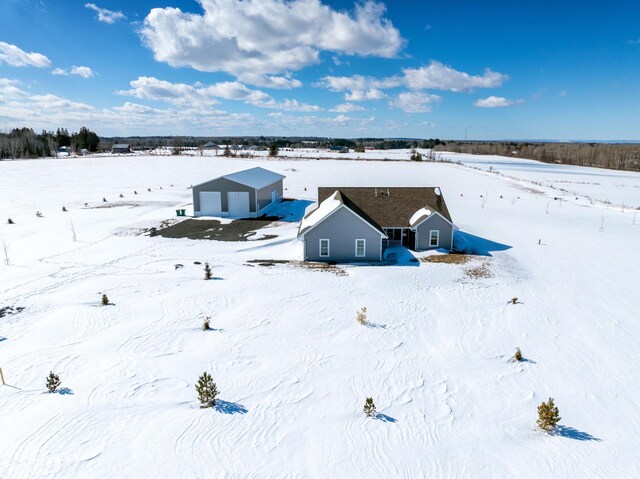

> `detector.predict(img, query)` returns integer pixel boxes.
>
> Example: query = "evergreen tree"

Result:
[101,293,109,306]
[363,397,376,417]
[269,143,279,157]
[196,372,219,408]
[203,317,211,331]
[46,371,61,393]
[537,397,561,432]
[204,262,212,280]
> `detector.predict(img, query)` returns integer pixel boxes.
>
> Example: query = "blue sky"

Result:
[1,0,639,139]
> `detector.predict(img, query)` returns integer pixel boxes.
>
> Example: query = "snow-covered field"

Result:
[1,152,639,478]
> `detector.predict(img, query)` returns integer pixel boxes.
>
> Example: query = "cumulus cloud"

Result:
[85,3,126,24]
[51,66,96,78]
[0,41,51,68]
[140,0,404,87]
[318,74,401,92]
[345,89,385,101]
[118,76,321,112]
[474,96,523,108]
[389,92,441,113]
[403,61,507,92]
[330,103,366,112]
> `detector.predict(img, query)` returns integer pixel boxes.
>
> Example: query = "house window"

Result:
[355,239,366,257]
[319,239,330,257]
[429,230,439,247]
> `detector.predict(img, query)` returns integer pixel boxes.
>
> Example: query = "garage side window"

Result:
[355,239,366,257]
[319,239,330,257]
[429,230,439,247]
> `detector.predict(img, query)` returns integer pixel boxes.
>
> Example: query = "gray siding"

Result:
[256,180,284,212]
[415,214,453,250]
[303,207,382,262]
[193,178,255,216]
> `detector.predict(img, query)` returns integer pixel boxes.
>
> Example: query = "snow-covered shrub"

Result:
[46,371,61,393]
[514,347,523,362]
[7,218,14,224]
[363,397,376,417]
[537,397,561,432]
[196,372,219,408]
[356,307,367,326]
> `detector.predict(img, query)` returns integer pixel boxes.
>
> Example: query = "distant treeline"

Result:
[0,127,100,160]
[435,141,640,172]
[103,136,446,151]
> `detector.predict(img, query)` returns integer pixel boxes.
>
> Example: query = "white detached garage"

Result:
[192,167,285,218]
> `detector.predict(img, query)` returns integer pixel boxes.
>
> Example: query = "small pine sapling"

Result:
[363,397,376,417]
[119,194,124,198]
[101,293,109,306]
[46,371,61,393]
[203,317,211,331]
[514,347,523,362]
[537,397,561,432]
[510,297,518,305]
[36,211,43,217]
[103,197,107,202]
[62,206,67,212]
[204,262,212,280]
[134,190,138,195]
[7,218,14,224]
[196,371,219,408]
[356,307,367,326]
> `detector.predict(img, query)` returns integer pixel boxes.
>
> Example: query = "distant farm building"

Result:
[111,144,131,154]
[329,146,349,153]
[192,167,285,218]
[203,142,219,150]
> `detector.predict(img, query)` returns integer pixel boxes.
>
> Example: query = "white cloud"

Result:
[0,79,27,100]
[474,96,523,108]
[404,61,507,92]
[0,41,51,68]
[389,92,441,113]
[118,76,321,112]
[318,74,401,92]
[140,0,404,87]
[51,66,96,78]
[628,39,640,45]
[30,94,95,111]
[330,103,366,113]
[84,3,126,24]
[345,89,385,101]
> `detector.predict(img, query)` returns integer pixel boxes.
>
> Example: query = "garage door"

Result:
[199,191,222,216]
[227,191,251,217]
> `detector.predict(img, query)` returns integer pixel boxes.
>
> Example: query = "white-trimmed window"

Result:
[429,230,439,247]
[319,239,330,257]
[355,239,366,257]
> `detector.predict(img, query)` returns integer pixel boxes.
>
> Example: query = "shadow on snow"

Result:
[453,231,512,257]
[215,400,248,415]
[552,425,602,442]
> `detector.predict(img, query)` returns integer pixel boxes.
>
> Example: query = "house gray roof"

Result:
[298,190,387,237]
[112,144,130,149]
[317,187,452,228]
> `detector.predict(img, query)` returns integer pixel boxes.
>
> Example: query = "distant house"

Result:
[203,141,218,150]
[298,187,454,262]
[329,146,349,153]
[192,167,285,218]
[111,144,131,154]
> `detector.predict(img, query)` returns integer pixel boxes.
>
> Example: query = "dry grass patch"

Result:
[464,262,492,279]
[422,253,473,265]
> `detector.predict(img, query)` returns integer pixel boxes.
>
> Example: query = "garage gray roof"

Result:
[221,167,285,189]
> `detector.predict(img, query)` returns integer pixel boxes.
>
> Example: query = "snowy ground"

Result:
[1,152,639,478]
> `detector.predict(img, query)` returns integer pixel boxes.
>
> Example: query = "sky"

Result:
[1,0,640,140]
